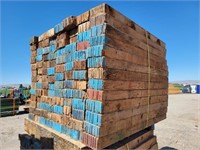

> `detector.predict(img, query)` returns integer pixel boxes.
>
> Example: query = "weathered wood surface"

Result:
[89,3,165,48]
[62,16,76,31]
[100,101,167,123]
[103,95,167,113]
[92,13,165,53]
[78,21,90,33]
[38,28,54,42]
[82,114,165,149]
[103,89,167,101]
[102,115,164,149]
[88,66,168,82]
[84,107,166,138]
[116,129,154,150]
[135,136,157,150]
[102,80,167,90]
[105,58,168,77]
[76,11,90,25]
[103,46,167,72]
[24,118,87,149]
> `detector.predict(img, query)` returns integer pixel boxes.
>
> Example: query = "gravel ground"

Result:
[155,94,200,150]
[0,106,28,150]
[0,94,199,150]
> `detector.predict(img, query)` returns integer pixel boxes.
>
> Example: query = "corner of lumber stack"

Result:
[27,3,168,150]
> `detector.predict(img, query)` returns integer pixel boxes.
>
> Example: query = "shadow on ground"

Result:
[18,110,29,115]
[160,146,178,150]
[19,134,54,149]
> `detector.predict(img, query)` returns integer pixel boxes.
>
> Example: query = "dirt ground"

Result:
[155,94,200,150]
[0,106,28,150]
[0,94,199,150]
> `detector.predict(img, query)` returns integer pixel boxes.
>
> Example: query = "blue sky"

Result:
[0,1,199,84]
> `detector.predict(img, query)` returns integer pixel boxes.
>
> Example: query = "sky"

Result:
[0,1,199,85]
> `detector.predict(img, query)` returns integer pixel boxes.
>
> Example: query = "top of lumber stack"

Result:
[30,3,165,48]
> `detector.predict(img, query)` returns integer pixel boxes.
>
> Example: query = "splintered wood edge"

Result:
[24,118,87,149]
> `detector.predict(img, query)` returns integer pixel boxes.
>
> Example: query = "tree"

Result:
[19,84,23,89]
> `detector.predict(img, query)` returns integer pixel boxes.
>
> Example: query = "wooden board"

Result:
[76,11,90,25]
[82,114,165,149]
[88,68,168,82]
[24,118,87,149]
[135,136,157,150]
[105,126,154,150]
[98,13,166,53]
[117,130,154,150]
[84,107,167,138]
[89,3,165,48]
[105,24,166,61]
[104,59,167,77]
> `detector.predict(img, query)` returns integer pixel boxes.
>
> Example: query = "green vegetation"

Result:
[0,88,11,97]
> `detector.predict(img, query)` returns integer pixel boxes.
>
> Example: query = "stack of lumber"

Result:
[0,98,20,117]
[168,84,181,94]
[21,120,157,149]
[26,3,168,149]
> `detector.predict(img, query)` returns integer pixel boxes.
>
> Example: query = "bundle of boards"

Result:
[27,3,168,150]
[21,122,158,149]
[0,98,20,117]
